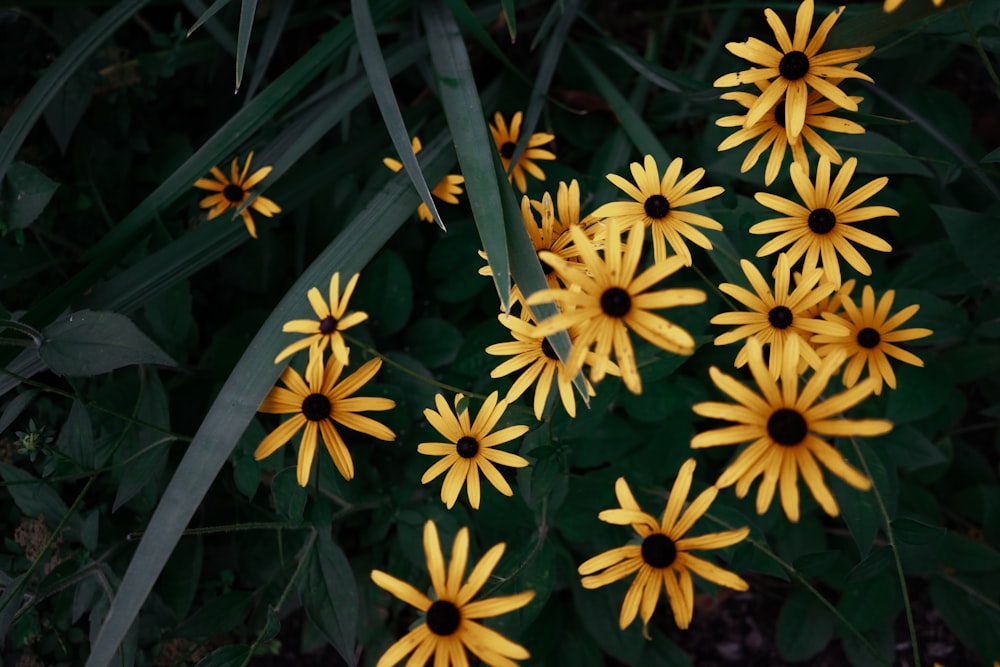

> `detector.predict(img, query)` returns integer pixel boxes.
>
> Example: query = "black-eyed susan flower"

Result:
[590,155,725,266]
[713,0,874,140]
[382,136,465,223]
[812,285,932,394]
[274,272,367,365]
[716,74,865,185]
[193,151,281,238]
[486,312,609,420]
[371,520,535,667]
[884,0,944,12]
[578,460,749,633]
[419,392,530,509]
[691,337,892,522]
[711,253,847,376]
[527,220,706,395]
[489,111,556,193]
[752,156,897,287]
[798,274,855,320]
[255,347,396,485]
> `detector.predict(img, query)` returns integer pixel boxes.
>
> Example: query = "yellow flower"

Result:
[884,0,944,12]
[255,347,395,485]
[193,151,281,238]
[691,337,892,522]
[371,520,534,667]
[489,111,556,193]
[418,392,530,509]
[713,0,874,140]
[798,274,855,319]
[527,220,706,395]
[716,73,865,185]
[578,460,749,633]
[274,272,368,366]
[812,285,933,394]
[590,154,725,266]
[752,156,897,287]
[382,136,465,223]
[711,253,848,376]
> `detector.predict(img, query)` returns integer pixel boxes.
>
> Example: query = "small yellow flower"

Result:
[382,136,465,223]
[578,460,749,633]
[489,111,556,193]
[274,272,368,366]
[193,151,281,238]
[418,392,530,509]
[371,520,534,666]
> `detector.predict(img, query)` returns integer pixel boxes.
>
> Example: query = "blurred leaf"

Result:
[885,362,953,425]
[113,371,171,511]
[930,576,1000,661]
[39,310,175,377]
[271,468,307,520]
[0,163,59,231]
[302,532,358,665]
[404,318,462,368]
[571,580,644,665]
[243,0,291,100]
[175,591,253,639]
[57,400,95,470]
[193,645,251,667]
[847,545,892,582]
[500,0,516,41]
[891,517,946,545]
[0,462,83,535]
[0,389,38,434]
[879,425,946,471]
[839,623,895,667]
[159,535,203,622]
[43,69,92,155]
[934,205,1000,283]
[835,440,894,557]
[833,132,934,176]
[490,538,554,635]
[637,629,693,667]
[836,574,901,633]
[232,446,260,501]
[234,0,257,91]
[354,250,413,337]
[938,532,1000,572]
[185,0,233,37]
[777,588,836,661]
[983,145,1000,162]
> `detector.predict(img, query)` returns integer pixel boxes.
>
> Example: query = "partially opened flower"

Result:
[255,348,395,485]
[812,285,933,394]
[419,392,530,509]
[752,156,897,286]
[383,136,465,223]
[710,253,847,376]
[490,111,556,193]
[274,272,367,365]
[194,151,281,238]
[713,0,874,140]
[590,155,725,266]
[371,520,535,667]
[578,461,749,633]
[527,220,706,395]
[716,74,865,185]
[691,337,892,522]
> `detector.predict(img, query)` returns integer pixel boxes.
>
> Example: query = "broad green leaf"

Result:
[404,318,463,368]
[0,389,38,434]
[113,370,172,511]
[174,591,254,639]
[934,205,1000,283]
[880,425,947,471]
[234,0,258,91]
[0,0,148,186]
[839,624,895,667]
[891,517,946,545]
[193,645,251,667]
[43,69,92,155]
[271,468,308,520]
[353,250,413,337]
[0,462,83,535]
[836,574,901,633]
[84,135,453,667]
[302,532,358,665]
[39,310,175,378]
[0,162,60,231]
[56,400,95,470]
[423,1,509,310]
[777,588,836,661]
[930,575,1000,661]
[832,132,934,177]
[159,535,203,622]
[353,0,445,229]
[847,545,893,582]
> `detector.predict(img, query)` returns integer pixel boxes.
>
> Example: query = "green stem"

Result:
[0,319,44,346]
[705,510,890,666]
[847,436,920,667]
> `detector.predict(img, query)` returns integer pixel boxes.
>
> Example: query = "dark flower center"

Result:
[500,141,516,159]
[426,600,461,636]
[641,533,677,569]
[537,250,554,275]
[773,101,786,128]
[643,194,671,219]
[456,436,479,458]
[600,287,632,318]
[319,315,338,335]
[301,393,331,421]
[541,337,559,361]
[857,327,881,349]
[767,408,808,446]
[223,184,245,203]
[768,305,794,329]
[808,208,837,234]
[778,51,810,80]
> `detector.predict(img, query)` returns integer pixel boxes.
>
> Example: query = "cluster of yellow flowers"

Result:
[201,2,945,663]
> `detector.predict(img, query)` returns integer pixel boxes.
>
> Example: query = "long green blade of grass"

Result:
[234,0,258,91]
[352,0,445,230]
[185,0,233,38]
[422,0,510,311]
[243,0,292,101]
[0,0,149,186]
[84,135,454,667]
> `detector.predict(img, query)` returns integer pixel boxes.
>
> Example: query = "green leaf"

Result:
[302,532,358,665]
[836,574,901,633]
[777,588,836,661]
[42,69,92,155]
[404,318,463,368]
[39,310,175,377]
[930,576,1000,661]
[0,162,59,231]
[0,462,83,534]
[880,425,947,471]
[982,145,1000,162]
[934,205,1000,283]
[891,517,946,546]
[242,0,291,100]
[938,532,1000,572]
[193,645,251,667]
[500,0,516,41]
[185,0,233,37]
[838,623,895,667]
[175,591,254,639]
[113,370,172,511]
[56,400,95,470]
[234,0,258,91]
[0,389,38,433]
[832,132,934,177]
[271,468,307,521]
[353,250,413,337]
[847,545,893,582]
[159,535,203,622]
